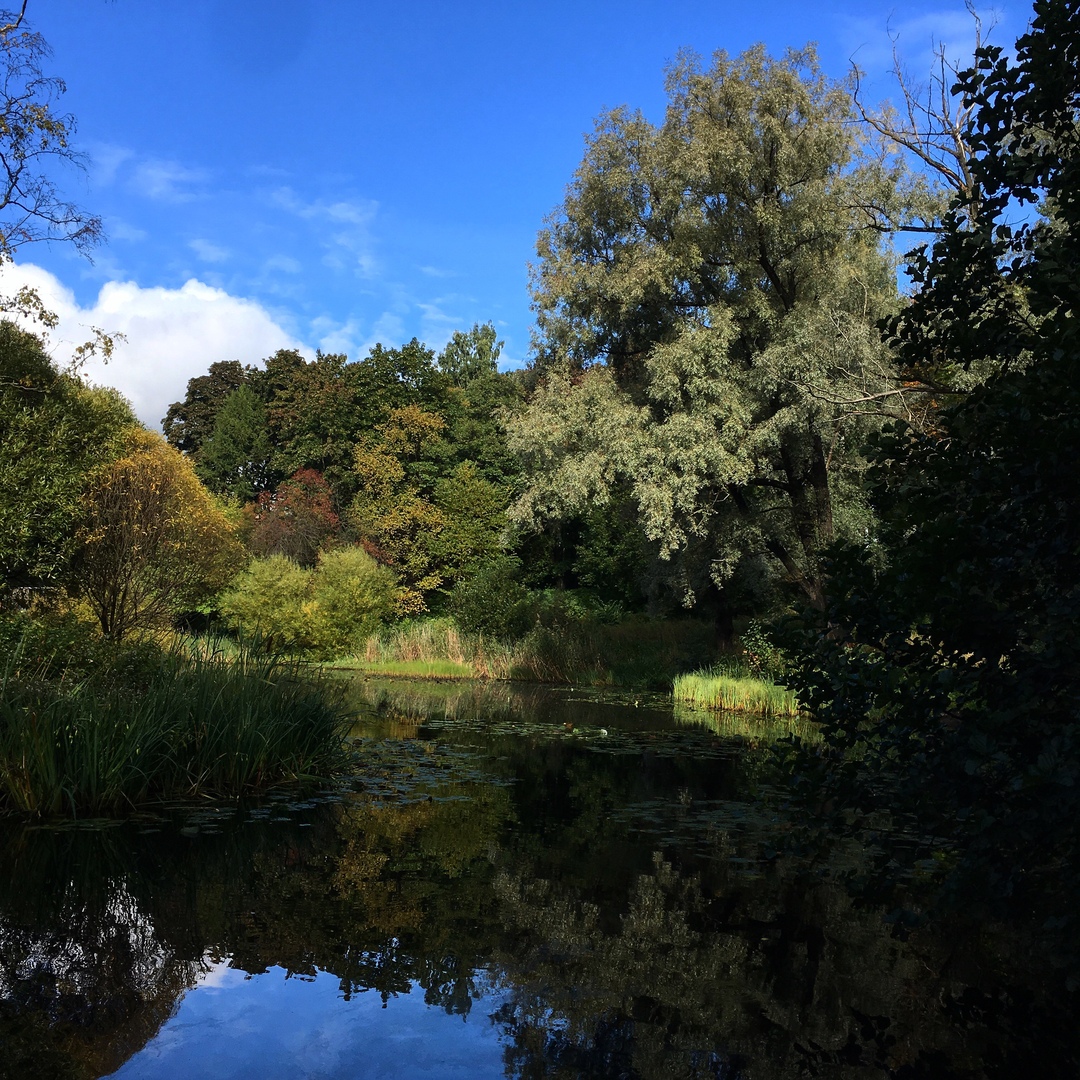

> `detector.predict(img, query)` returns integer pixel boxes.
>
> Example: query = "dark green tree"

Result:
[162,360,251,456]
[783,0,1080,952]
[195,384,275,503]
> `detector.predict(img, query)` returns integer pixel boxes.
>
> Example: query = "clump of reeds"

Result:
[672,665,801,718]
[348,615,716,689]
[0,634,350,818]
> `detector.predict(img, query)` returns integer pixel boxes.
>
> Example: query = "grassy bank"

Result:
[336,615,717,689]
[0,626,349,818]
[672,664,801,718]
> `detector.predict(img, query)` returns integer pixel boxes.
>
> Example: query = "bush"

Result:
[220,548,397,659]
[306,546,397,657]
[449,557,531,638]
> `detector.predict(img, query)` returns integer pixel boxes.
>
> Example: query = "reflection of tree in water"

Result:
[0,717,1076,1080]
[0,832,203,1080]
[487,847,1078,1079]
[0,770,512,1079]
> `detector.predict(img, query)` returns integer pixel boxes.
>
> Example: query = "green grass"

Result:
[332,658,476,680]
[672,665,801,718]
[0,632,350,818]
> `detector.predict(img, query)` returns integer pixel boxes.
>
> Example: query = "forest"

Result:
[1,0,1078,1027]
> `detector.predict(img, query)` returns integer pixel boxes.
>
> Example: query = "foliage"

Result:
[449,556,532,639]
[429,462,507,585]
[509,44,911,618]
[195,383,275,503]
[260,340,452,499]
[357,612,716,689]
[305,546,399,658]
[161,359,252,455]
[0,321,133,592]
[0,629,350,817]
[437,321,503,387]
[217,553,311,652]
[74,428,244,639]
[349,407,506,611]
[220,547,396,659]
[780,0,1080,957]
[244,468,341,567]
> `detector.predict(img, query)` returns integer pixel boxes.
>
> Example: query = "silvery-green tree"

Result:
[509,45,916,616]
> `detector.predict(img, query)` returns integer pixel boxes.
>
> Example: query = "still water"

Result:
[0,679,1075,1079]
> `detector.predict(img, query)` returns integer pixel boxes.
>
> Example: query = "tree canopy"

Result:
[508,45,911,622]
[0,320,133,593]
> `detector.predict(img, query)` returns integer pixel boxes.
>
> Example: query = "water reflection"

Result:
[0,678,1075,1079]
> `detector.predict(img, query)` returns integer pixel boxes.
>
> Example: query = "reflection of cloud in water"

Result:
[195,958,249,990]
[108,964,510,1080]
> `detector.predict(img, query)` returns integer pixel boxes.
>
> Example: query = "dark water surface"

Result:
[0,679,1075,1079]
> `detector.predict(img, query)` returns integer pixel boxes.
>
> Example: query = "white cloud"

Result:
[189,238,231,263]
[263,254,302,274]
[131,159,211,202]
[2,262,312,429]
[311,314,364,356]
[107,217,149,244]
[841,6,1009,90]
[271,186,380,277]
[89,143,135,187]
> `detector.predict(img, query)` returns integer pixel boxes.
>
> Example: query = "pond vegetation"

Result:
[0,623,349,817]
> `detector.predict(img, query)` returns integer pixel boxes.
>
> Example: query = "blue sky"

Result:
[6,0,1014,426]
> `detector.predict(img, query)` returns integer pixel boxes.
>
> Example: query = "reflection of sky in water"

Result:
[108,961,511,1080]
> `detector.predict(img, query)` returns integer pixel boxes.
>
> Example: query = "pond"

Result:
[0,678,1075,1079]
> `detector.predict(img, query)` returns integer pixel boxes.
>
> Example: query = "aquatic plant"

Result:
[0,633,349,817]
[672,666,801,718]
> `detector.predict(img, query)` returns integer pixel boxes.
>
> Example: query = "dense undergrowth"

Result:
[0,614,350,818]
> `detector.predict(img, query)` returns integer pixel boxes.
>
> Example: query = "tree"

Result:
[0,6,101,262]
[162,360,251,456]
[782,0,1080,948]
[219,547,396,658]
[429,461,507,587]
[349,407,452,613]
[437,322,503,387]
[74,429,243,638]
[0,320,132,593]
[195,384,275,503]
[509,46,908,619]
[245,468,340,568]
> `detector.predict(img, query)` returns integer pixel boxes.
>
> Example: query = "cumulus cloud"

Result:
[2,262,312,429]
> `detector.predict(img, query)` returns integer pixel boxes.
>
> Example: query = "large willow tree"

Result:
[509,46,914,618]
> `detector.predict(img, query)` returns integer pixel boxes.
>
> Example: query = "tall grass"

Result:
[342,615,717,689]
[672,664,801,718]
[0,635,350,818]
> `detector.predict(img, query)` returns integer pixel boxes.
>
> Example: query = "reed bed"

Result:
[347,616,716,689]
[672,666,801,718]
[0,636,350,818]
